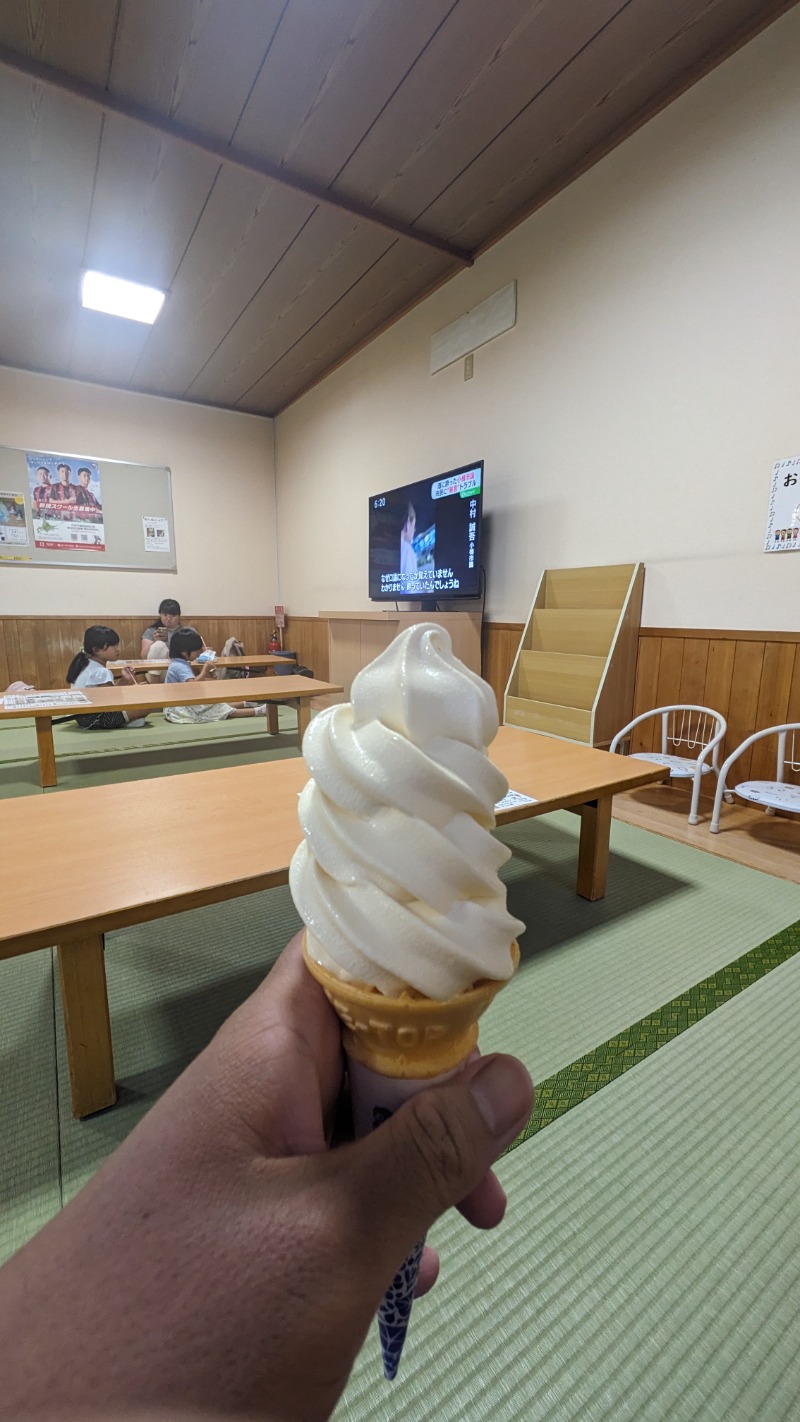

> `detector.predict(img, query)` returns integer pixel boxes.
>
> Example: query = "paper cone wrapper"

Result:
[301,938,520,1080]
[302,936,519,1379]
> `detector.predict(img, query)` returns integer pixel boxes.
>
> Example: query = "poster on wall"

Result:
[0,491,30,546]
[142,514,170,553]
[764,456,800,552]
[26,452,105,552]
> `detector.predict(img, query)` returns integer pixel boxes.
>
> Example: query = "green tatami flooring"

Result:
[0,706,302,797]
[339,949,800,1421]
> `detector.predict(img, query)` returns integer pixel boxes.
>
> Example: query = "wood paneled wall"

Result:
[480,623,800,781]
[631,628,800,782]
[0,614,329,690]
[482,621,524,717]
[3,614,797,785]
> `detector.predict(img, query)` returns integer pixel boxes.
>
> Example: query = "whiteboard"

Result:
[0,443,176,572]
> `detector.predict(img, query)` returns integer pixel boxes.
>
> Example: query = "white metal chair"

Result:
[711,723,800,832]
[610,705,731,825]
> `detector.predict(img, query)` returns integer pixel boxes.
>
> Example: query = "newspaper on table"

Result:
[2,690,90,710]
[495,788,539,811]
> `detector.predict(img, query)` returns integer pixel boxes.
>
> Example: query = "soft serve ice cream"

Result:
[289,623,524,1000]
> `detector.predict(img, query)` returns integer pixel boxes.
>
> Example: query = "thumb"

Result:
[348,1054,533,1272]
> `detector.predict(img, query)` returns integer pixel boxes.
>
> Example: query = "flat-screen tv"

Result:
[368,459,483,602]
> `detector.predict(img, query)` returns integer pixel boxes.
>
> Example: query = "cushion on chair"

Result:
[630,752,712,779]
[733,781,800,812]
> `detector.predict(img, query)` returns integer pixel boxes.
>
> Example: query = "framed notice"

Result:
[0,491,30,549]
[0,443,176,572]
[764,457,800,553]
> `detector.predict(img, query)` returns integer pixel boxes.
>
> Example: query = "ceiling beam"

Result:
[0,43,473,268]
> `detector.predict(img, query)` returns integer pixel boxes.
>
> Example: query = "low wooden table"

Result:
[0,728,667,1118]
[0,675,341,787]
[108,653,295,678]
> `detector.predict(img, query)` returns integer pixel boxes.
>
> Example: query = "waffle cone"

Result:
[302,935,519,1079]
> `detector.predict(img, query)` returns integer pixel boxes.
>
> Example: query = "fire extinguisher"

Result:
[269,628,281,653]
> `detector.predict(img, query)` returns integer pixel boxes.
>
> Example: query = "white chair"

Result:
[711,723,800,832]
[610,705,731,825]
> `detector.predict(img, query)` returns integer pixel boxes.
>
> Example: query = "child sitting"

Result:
[141,598,184,682]
[163,627,266,723]
[66,626,149,730]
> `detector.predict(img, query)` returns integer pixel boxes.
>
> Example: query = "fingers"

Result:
[176,933,345,1159]
[415,1245,440,1297]
[343,1054,533,1288]
[457,1169,507,1230]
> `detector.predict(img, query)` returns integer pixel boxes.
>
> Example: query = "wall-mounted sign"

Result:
[143,515,171,553]
[764,457,800,552]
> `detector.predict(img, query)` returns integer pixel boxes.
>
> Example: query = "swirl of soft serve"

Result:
[290,623,524,999]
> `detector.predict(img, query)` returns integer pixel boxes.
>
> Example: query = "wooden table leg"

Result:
[57,935,117,1119]
[266,702,280,735]
[35,716,57,788]
[576,795,613,901]
[297,699,311,747]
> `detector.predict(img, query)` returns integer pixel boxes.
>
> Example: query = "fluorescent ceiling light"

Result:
[81,270,166,324]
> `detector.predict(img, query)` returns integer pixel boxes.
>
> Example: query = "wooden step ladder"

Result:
[504,564,644,746]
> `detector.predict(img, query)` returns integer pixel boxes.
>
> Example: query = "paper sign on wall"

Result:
[143,515,170,553]
[764,457,800,552]
[0,491,30,546]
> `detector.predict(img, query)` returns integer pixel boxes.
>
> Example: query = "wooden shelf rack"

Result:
[504,563,644,746]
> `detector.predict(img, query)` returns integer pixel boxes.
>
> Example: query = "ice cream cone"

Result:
[302,937,519,1079]
[302,935,519,1379]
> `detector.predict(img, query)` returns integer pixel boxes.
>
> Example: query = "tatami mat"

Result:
[54,885,302,1201]
[483,811,800,1080]
[0,703,302,764]
[2,814,798,1266]
[0,705,301,798]
[0,952,60,1262]
[336,952,800,1421]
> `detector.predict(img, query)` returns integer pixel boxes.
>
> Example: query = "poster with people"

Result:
[764,456,800,553]
[27,452,105,551]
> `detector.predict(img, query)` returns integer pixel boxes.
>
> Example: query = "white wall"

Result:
[275,8,800,631]
[0,366,275,615]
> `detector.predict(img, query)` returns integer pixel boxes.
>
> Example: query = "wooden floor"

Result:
[613,783,800,886]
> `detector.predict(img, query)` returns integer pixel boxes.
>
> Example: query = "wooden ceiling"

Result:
[0,0,794,416]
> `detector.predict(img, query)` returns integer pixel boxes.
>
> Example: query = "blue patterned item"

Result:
[378,1238,425,1381]
[347,1055,457,1381]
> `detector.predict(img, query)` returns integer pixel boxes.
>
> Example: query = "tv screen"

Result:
[368,460,483,601]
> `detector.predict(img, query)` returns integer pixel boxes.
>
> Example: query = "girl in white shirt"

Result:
[66,626,147,730]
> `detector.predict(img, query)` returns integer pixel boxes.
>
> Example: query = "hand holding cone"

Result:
[303,935,519,1377]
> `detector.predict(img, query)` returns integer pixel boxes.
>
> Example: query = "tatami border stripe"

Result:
[505,918,800,1155]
